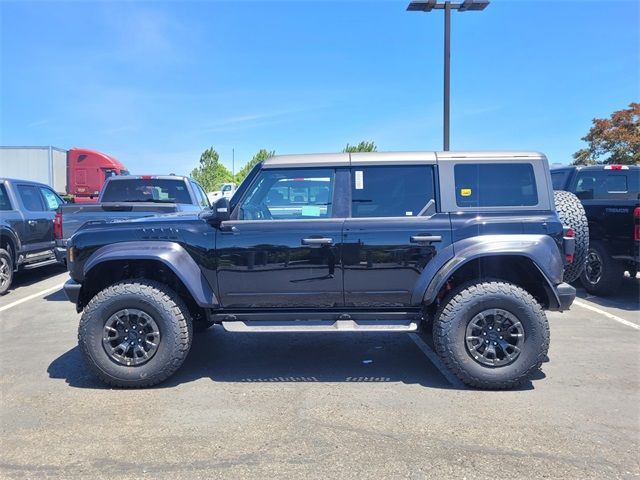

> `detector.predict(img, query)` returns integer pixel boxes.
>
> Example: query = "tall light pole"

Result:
[407,0,489,151]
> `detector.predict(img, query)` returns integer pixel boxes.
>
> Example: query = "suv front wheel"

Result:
[78,280,193,388]
[433,281,549,390]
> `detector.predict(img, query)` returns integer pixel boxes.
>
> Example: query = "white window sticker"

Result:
[355,170,364,190]
[405,211,413,216]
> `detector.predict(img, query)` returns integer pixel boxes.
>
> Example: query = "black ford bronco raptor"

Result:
[64,151,580,389]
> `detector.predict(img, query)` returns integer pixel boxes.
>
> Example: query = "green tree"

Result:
[234,149,275,184]
[343,141,377,153]
[190,147,233,192]
[573,103,640,165]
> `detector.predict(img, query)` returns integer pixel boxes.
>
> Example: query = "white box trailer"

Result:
[0,146,68,193]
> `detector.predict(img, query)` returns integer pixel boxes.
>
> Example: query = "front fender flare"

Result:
[83,241,218,307]
[413,235,564,306]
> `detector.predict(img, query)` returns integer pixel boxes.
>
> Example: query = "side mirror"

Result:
[203,197,230,226]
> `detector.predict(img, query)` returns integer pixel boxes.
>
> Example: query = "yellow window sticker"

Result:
[460,188,472,197]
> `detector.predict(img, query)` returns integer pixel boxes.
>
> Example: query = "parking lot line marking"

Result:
[408,333,466,388]
[0,283,65,313]
[573,299,640,331]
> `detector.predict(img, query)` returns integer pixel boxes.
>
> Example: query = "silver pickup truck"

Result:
[54,175,210,264]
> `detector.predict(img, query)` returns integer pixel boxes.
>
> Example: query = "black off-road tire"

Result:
[580,240,624,296]
[0,248,14,295]
[78,280,193,388]
[433,281,550,390]
[554,190,589,283]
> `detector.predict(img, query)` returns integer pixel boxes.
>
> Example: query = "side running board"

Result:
[222,319,419,333]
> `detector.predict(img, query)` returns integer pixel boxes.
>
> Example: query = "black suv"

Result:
[63,151,578,389]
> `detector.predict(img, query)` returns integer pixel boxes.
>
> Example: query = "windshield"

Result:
[101,179,192,204]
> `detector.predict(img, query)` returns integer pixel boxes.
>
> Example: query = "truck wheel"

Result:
[0,248,14,295]
[580,240,624,296]
[553,190,589,283]
[78,280,193,388]
[433,281,549,390]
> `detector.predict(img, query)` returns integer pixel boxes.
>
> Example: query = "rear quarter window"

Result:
[455,163,538,208]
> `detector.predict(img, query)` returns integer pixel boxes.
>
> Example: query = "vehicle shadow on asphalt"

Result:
[44,289,68,301]
[47,331,540,391]
[9,264,67,293]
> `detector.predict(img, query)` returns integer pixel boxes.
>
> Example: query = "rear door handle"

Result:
[410,235,442,243]
[28,220,37,227]
[302,237,333,246]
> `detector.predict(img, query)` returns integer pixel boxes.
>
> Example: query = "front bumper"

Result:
[63,278,81,305]
[555,282,576,311]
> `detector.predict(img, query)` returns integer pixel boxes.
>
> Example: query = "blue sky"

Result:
[1,0,638,175]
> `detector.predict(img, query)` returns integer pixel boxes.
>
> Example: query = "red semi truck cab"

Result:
[67,148,129,203]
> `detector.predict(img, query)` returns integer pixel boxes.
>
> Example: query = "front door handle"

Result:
[410,235,442,243]
[302,237,333,246]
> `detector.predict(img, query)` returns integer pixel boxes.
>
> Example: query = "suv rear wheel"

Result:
[78,280,193,388]
[433,281,549,390]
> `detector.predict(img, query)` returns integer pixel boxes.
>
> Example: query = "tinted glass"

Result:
[351,165,436,218]
[455,163,538,207]
[551,171,569,190]
[17,185,44,211]
[574,170,639,200]
[0,185,12,211]
[39,187,63,211]
[240,168,334,220]
[101,179,192,203]
[191,181,210,207]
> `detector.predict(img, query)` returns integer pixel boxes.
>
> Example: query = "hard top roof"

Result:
[262,151,546,168]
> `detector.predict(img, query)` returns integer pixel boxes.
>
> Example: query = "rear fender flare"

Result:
[0,227,20,263]
[83,241,218,307]
[413,235,564,306]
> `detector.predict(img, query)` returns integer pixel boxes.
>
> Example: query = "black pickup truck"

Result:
[551,164,640,295]
[63,151,580,390]
[0,178,66,294]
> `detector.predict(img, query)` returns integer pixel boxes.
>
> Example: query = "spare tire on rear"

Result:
[553,190,589,283]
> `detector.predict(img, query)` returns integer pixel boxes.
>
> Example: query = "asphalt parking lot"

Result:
[0,268,638,479]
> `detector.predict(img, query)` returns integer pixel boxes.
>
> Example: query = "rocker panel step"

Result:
[222,319,419,333]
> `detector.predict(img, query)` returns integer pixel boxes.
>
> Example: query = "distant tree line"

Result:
[191,141,377,192]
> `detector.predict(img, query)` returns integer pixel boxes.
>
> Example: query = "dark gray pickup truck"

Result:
[1,178,66,294]
[63,151,581,390]
[552,164,640,295]
[54,175,210,264]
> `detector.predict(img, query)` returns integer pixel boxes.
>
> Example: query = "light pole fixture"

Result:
[407,0,489,151]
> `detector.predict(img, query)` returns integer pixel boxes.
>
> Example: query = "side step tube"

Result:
[222,319,419,333]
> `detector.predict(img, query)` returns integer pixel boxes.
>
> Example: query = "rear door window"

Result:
[17,185,45,211]
[454,163,538,207]
[350,165,436,217]
[39,187,64,211]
